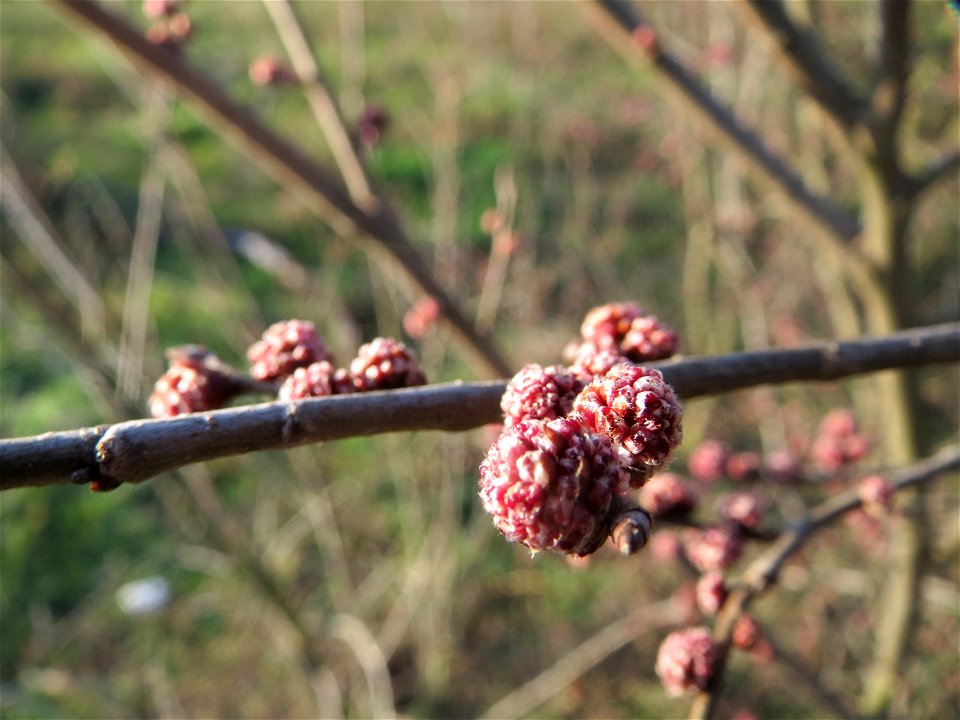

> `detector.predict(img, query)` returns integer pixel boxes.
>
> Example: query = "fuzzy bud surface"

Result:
[572,364,683,482]
[350,337,426,391]
[500,364,585,429]
[655,626,720,696]
[248,320,332,381]
[478,418,628,555]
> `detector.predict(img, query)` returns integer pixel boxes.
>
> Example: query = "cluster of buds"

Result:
[571,301,679,370]
[149,319,427,418]
[810,409,870,472]
[249,55,297,87]
[479,303,683,557]
[143,0,192,49]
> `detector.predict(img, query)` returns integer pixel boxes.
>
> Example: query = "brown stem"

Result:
[906,150,960,199]
[54,0,511,378]
[2,323,957,490]
[735,0,867,130]
[588,0,861,243]
[686,444,960,719]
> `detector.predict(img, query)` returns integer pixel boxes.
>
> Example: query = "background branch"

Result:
[2,323,957,490]
[55,0,510,378]
[588,0,862,244]
[687,444,960,720]
[735,0,867,130]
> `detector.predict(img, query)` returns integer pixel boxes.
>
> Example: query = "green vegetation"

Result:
[1,2,957,718]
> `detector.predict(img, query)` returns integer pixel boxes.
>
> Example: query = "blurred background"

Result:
[1,1,957,718]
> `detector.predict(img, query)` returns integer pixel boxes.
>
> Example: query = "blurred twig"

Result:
[54,0,510,378]
[2,323,957,490]
[261,0,377,211]
[0,146,106,340]
[687,444,960,720]
[586,0,861,244]
[734,0,867,131]
[481,599,684,720]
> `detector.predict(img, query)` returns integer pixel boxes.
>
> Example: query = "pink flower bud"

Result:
[655,626,720,696]
[688,440,730,483]
[478,418,628,555]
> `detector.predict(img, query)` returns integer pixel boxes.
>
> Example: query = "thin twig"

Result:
[261,0,377,211]
[686,444,960,720]
[735,0,867,130]
[907,149,960,199]
[481,600,684,720]
[0,145,106,340]
[2,323,956,490]
[587,0,861,243]
[54,0,510,378]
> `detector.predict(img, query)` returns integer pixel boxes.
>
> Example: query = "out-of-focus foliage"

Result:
[1,1,957,718]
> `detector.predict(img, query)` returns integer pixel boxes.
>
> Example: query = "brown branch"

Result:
[261,0,377,211]
[2,323,957,491]
[686,444,960,720]
[906,150,960,199]
[735,0,868,130]
[588,0,862,243]
[874,0,911,128]
[53,0,510,379]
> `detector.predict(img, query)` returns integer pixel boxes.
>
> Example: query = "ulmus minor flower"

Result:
[500,363,585,429]
[478,418,628,555]
[572,364,683,483]
[350,337,427,391]
[248,319,332,381]
[655,626,720,696]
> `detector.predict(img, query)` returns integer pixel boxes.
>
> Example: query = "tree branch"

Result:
[53,0,511,378]
[906,150,960,199]
[735,0,868,130]
[2,323,957,491]
[588,0,862,243]
[687,444,960,719]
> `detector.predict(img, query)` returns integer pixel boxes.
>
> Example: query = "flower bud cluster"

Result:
[570,301,679,373]
[810,409,870,471]
[479,303,683,556]
[150,319,427,417]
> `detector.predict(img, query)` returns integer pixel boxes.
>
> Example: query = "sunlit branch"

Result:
[686,444,960,720]
[2,323,956,490]
[54,0,511,378]
[589,0,862,244]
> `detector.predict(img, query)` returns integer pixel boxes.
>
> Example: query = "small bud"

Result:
[572,364,683,484]
[688,440,730,483]
[478,418,628,555]
[655,626,720,696]
[725,451,761,481]
[716,491,766,531]
[500,363,585,429]
[350,337,426,391]
[857,474,895,516]
[684,524,744,573]
[640,472,698,517]
[610,507,653,555]
[695,572,727,616]
[248,319,333,382]
[249,55,297,87]
[731,614,762,651]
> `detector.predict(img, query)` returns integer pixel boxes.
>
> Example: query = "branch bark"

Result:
[735,0,867,130]
[687,443,960,720]
[588,0,862,243]
[2,323,957,490]
[54,0,511,378]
